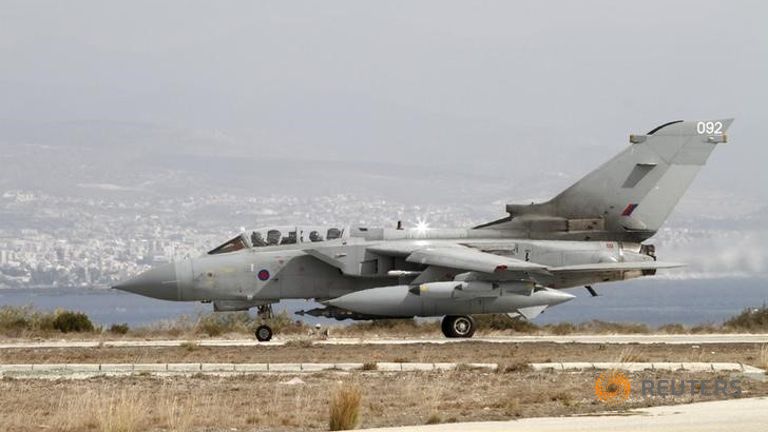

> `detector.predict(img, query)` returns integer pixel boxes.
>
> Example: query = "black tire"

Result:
[441,316,452,337]
[255,325,273,342]
[441,315,476,338]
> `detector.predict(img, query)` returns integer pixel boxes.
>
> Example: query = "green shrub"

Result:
[0,313,29,330]
[52,311,94,333]
[109,323,130,335]
[0,305,58,335]
[724,305,768,331]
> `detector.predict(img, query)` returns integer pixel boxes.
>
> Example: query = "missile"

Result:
[323,284,574,317]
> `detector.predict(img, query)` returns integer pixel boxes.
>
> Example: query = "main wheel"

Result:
[255,324,273,342]
[441,315,476,338]
[440,317,451,336]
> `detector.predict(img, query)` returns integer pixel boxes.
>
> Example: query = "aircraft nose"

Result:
[112,263,179,300]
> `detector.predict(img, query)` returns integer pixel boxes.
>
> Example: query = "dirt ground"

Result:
[1,342,766,367]
[1,340,766,431]
[1,369,766,432]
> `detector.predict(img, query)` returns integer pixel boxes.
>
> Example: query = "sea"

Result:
[1,277,766,328]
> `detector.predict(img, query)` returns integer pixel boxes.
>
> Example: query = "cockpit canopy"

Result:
[207,226,346,255]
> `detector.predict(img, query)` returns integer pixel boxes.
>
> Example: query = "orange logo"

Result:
[594,371,631,402]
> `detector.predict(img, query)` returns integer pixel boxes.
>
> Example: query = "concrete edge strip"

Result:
[1,362,764,378]
[2,334,768,350]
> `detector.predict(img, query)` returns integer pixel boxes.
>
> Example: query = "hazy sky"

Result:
[1,1,766,197]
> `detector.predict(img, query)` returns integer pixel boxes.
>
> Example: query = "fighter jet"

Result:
[114,119,732,341]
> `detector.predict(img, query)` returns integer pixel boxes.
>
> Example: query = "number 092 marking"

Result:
[697,121,723,134]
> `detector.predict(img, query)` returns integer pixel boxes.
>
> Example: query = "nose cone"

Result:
[547,288,576,305]
[113,263,179,300]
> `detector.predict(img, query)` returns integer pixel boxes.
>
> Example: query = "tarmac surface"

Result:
[356,397,768,432]
[1,333,767,349]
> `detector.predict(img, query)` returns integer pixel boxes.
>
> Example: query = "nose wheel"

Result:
[254,304,275,342]
[255,324,273,342]
[441,315,476,338]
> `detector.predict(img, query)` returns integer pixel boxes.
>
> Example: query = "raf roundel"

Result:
[257,269,270,281]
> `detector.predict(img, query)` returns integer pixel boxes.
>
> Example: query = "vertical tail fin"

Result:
[479,119,733,241]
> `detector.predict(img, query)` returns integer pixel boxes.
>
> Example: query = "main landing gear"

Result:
[254,304,274,342]
[441,315,476,338]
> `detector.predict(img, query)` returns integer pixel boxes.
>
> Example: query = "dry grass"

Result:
[725,305,768,331]
[98,390,146,432]
[179,340,199,351]
[48,389,99,432]
[335,319,439,337]
[616,346,646,363]
[658,323,687,334]
[161,392,197,432]
[1,370,766,432]
[6,303,768,342]
[0,378,326,431]
[549,390,574,406]
[284,338,314,348]
[493,392,522,416]
[329,382,362,431]
[425,413,442,424]
[576,320,650,334]
[548,323,576,335]
[0,305,314,340]
[44,388,148,432]
[690,324,721,334]
[3,341,763,367]
[473,315,539,333]
[760,344,768,372]
[498,361,533,373]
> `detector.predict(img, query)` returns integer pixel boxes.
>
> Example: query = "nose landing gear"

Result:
[254,304,274,342]
[441,315,476,338]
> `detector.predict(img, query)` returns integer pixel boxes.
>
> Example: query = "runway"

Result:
[356,397,768,432]
[1,333,766,349]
